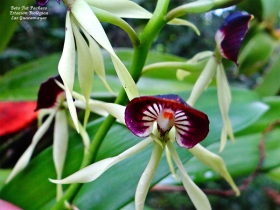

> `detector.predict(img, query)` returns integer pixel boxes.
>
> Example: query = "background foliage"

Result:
[0,0,280,209]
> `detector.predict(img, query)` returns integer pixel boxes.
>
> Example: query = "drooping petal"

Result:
[53,109,68,200]
[189,144,240,195]
[216,63,234,151]
[71,0,139,100]
[58,11,79,132]
[71,20,94,127]
[187,55,217,106]
[125,94,209,149]
[135,140,165,210]
[167,141,211,210]
[35,75,64,111]
[82,28,115,95]
[6,110,56,183]
[215,12,253,65]
[49,137,153,184]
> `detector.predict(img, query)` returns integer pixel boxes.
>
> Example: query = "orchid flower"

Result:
[5,76,90,200]
[50,94,239,210]
[187,12,253,151]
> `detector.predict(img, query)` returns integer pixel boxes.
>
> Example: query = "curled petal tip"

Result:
[125,94,209,148]
[215,12,253,64]
[35,75,64,111]
[36,0,49,6]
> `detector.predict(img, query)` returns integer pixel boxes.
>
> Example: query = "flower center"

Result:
[157,109,175,136]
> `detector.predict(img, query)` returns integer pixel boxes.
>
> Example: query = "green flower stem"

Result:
[52,0,171,208]
[165,0,245,22]
[91,7,140,46]
[142,60,207,75]
[135,141,165,210]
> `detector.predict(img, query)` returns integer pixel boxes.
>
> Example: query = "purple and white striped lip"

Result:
[125,94,209,149]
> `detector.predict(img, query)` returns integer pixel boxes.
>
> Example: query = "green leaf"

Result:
[254,45,280,96]
[238,32,276,76]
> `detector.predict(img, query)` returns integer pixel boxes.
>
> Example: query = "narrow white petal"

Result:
[187,55,217,106]
[135,141,165,210]
[82,29,115,95]
[78,121,91,151]
[85,0,152,19]
[72,0,138,100]
[189,144,240,195]
[72,21,94,103]
[167,141,211,210]
[49,137,153,184]
[110,56,139,100]
[58,11,79,131]
[216,63,234,150]
[53,110,68,200]
[6,111,56,183]
[72,20,94,126]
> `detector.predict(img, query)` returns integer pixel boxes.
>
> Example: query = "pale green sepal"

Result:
[58,11,79,132]
[71,20,94,127]
[216,63,234,151]
[168,18,200,35]
[6,110,56,183]
[142,61,205,75]
[176,70,191,81]
[72,93,126,124]
[37,108,55,126]
[82,29,115,95]
[77,120,90,151]
[49,137,153,184]
[72,0,139,100]
[187,55,217,106]
[189,144,240,196]
[53,109,68,200]
[150,133,163,149]
[110,56,139,100]
[135,141,165,210]
[85,0,151,19]
[166,147,180,181]
[167,141,211,210]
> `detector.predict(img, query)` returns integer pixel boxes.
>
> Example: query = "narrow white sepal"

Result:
[49,137,153,184]
[189,144,240,196]
[53,109,68,200]
[187,55,217,106]
[58,11,79,132]
[216,63,234,151]
[72,20,94,127]
[6,110,56,183]
[72,0,139,100]
[135,141,165,210]
[167,141,211,210]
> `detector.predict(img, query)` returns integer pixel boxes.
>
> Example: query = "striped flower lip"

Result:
[215,12,253,65]
[35,75,65,111]
[125,94,209,149]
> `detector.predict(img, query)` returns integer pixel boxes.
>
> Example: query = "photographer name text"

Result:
[10,6,48,21]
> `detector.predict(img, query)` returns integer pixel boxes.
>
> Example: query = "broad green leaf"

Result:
[254,46,280,96]
[238,32,275,76]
